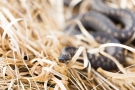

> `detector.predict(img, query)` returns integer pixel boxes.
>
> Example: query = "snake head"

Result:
[59,46,77,63]
[59,53,72,63]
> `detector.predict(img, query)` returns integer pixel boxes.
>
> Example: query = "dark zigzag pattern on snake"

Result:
[59,0,135,70]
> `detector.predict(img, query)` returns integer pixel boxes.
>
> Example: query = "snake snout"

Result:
[59,53,72,63]
[59,46,77,63]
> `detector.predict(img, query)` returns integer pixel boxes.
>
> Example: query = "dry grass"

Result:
[0,0,135,90]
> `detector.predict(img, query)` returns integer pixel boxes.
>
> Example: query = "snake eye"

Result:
[58,53,72,63]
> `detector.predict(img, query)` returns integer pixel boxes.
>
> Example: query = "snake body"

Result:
[91,0,135,43]
[59,0,135,70]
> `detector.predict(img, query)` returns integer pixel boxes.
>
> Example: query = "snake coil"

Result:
[59,0,135,70]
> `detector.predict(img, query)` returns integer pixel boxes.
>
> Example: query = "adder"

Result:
[59,0,135,70]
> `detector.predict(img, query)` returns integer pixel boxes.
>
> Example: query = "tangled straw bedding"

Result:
[0,0,135,90]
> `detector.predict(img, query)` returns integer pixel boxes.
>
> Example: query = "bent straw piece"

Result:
[2,18,23,54]
[67,46,90,70]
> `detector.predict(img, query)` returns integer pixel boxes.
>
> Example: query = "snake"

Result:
[59,0,135,70]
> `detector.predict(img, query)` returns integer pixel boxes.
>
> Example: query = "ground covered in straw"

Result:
[0,0,135,90]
